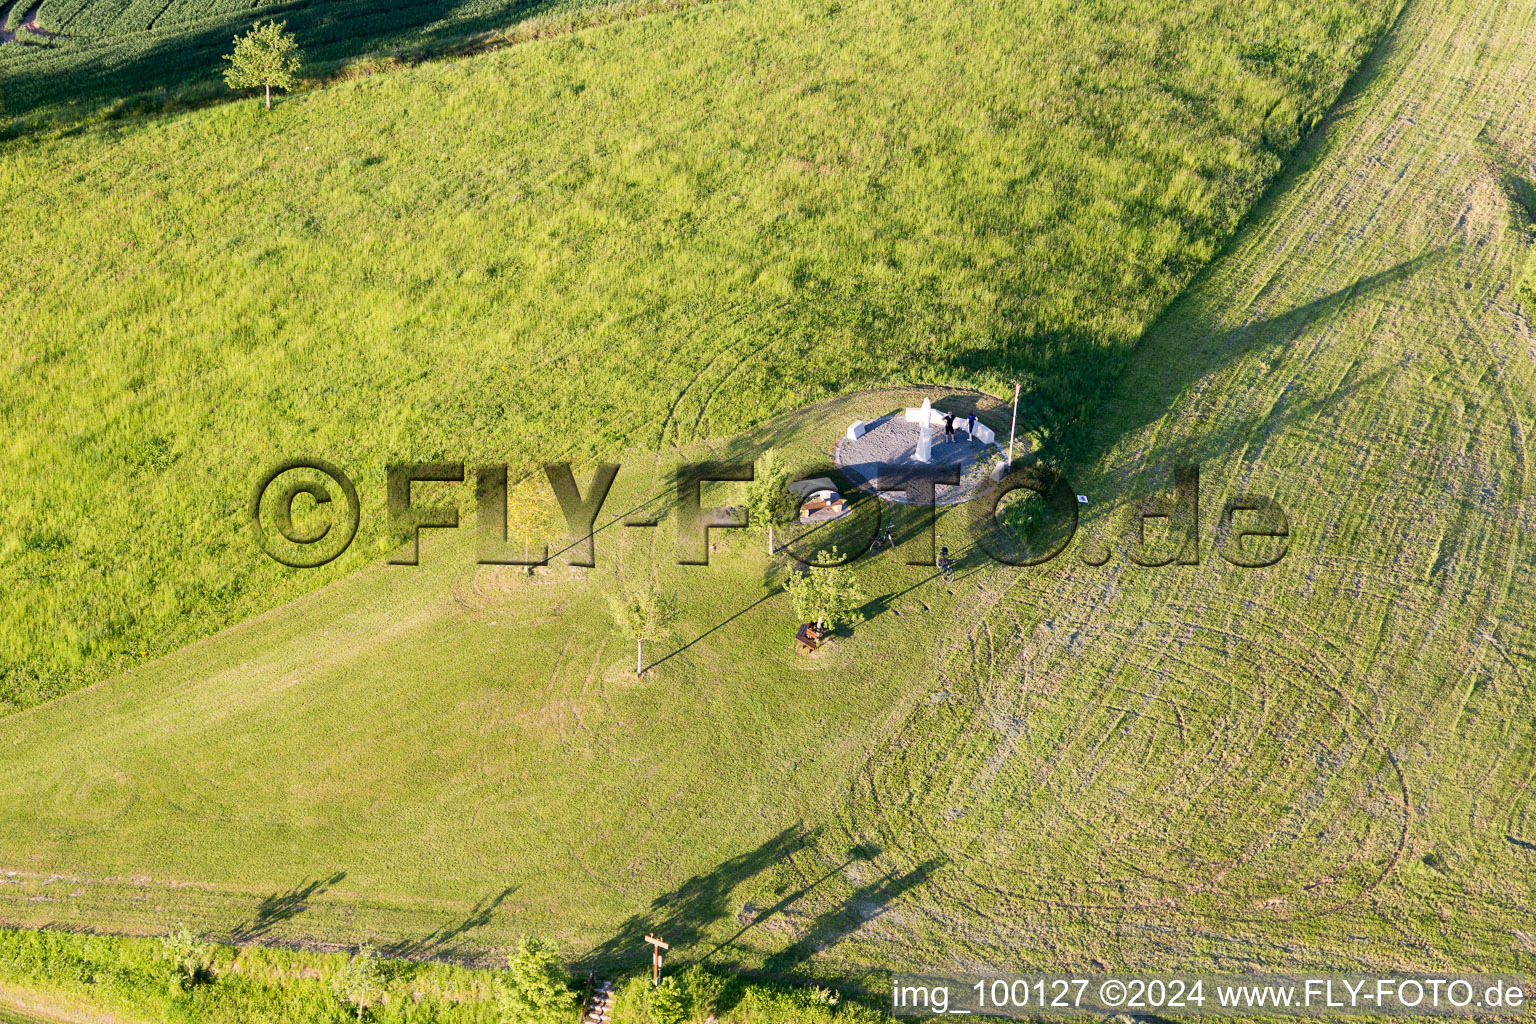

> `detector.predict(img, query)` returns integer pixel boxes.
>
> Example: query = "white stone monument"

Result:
[915,398,933,463]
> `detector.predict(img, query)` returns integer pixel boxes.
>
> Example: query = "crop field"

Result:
[3,0,1536,1008]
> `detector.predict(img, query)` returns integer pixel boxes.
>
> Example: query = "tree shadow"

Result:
[974,247,1450,493]
[385,885,517,958]
[922,4,1447,481]
[230,870,346,942]
[645,584,780,671]
[577,825,830,972]
[0,0,586,127]
[727,855,945,998]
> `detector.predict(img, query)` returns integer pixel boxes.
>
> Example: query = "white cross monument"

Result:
[915,397,934,463]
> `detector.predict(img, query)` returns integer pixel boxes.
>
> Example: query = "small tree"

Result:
[607,583,681,675]
[500,937,576,1024]
[649,975,689,1024]
[784,550,865,631]
[223,20,302,109]
[158,925,209,992]
[332,943,384,1023]
[745,449,797,555]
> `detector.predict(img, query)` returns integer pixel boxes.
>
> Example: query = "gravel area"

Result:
[834,411,1004,504]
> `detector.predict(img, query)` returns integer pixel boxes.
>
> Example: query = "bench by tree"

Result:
[785,550,865,633]
[794,622,826,653]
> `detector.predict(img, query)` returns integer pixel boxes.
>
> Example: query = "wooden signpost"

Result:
[644,934,669,986]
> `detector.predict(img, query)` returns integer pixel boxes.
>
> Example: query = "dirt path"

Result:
[20,0,56,36]
[0,0,17,42]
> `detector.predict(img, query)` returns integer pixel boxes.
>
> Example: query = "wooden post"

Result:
[644,934,669,986]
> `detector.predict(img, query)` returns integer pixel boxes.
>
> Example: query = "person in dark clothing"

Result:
[943,410,955,441]
[967,413,978,443]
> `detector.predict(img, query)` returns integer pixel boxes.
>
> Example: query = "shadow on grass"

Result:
[645,585,781,671]
[579,823,945,982]
[751,855,945,982]
[230,870,346,942]
[386,885,518,958]
[0,0,607,127]
[577,825,822,972]
[694,853,946,1014]
[956,247,1449,506]
[927,0,1432,479]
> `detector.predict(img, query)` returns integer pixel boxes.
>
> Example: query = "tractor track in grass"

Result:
[824,0,1536,972]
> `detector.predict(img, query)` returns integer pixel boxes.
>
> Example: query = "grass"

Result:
[791,0,1536,983]
[0,0,647,130]
[0,388,1018,961]
[0,926,889,1024]
[0,0,1395,712]
[5,0,1533,1003]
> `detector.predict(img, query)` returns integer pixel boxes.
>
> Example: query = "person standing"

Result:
[967,413,978,444]
[943,410,955,441]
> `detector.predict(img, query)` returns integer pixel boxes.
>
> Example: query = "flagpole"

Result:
[1007,382,1020,467]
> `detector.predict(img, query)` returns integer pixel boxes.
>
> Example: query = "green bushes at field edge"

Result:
[0,926,895,1024]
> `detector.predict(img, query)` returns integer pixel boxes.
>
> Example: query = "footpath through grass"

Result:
[0,0,1398,711]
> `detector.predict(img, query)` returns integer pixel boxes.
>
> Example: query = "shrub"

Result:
[499,937,576,1024]
[332,944,385,1022]
[158,926,210,992]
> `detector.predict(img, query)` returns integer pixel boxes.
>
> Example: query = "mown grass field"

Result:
[794,0,1536,983]
[0,0,1393,711]
[5,0,1536,1006]
[0,388,1008,962]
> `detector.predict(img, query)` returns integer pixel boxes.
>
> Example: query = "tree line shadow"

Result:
[230,870,347,942]
[937,247,1448,517]
[385,885,518,958]
[228,872,523,959]
[577,825,945,982]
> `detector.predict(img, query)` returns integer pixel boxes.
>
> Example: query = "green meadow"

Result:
[0,0,1394,712]
[0,0,641,129]
[5,0,1536,1009]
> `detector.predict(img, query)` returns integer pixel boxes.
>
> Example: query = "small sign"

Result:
[1077,495,1089,503]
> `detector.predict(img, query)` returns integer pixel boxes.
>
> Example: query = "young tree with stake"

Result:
[224,20,302,109]
[607,583,681,676]
[331,943,384,1023]
[745,448,796,555]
